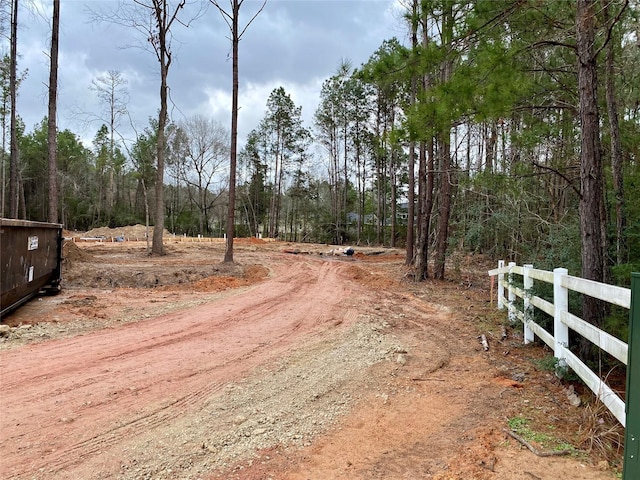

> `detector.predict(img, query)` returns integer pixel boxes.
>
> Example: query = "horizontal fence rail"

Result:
[488,261,631,426]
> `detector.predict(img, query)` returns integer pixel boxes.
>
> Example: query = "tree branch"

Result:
[531,160,581,197]
[239,0,267,39]
[529,40,577,51]
[503,429,575,457]
[209,0,266,38]
[594,0,629,59]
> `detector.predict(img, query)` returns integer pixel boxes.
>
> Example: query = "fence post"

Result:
[523,264,534,344]
[508,262,516,324]
[623,273,640,479]
[497,260,505,310]
[553,268,569,367]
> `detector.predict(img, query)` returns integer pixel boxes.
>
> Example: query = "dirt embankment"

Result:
[0,237,621,479]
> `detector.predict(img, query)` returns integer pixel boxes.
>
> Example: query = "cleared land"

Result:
[0,231,621,479]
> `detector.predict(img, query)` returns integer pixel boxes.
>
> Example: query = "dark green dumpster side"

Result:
[0,218,63,318]
[624,273,640,479]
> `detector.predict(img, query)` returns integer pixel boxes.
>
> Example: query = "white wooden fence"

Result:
[488,261,631,426]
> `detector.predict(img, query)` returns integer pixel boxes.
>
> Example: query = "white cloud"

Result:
[200,76,324,146]
[14,0,403,153]
[203,86,232,119]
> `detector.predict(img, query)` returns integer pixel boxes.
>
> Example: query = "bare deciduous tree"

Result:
[9,0,19,218]
[209,0,266,263]
[47,0,60,224]
[91,0,203,254]
[179,115,230,235]
[91,70,130,216]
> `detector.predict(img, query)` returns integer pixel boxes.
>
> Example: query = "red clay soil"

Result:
[0,239,621,480]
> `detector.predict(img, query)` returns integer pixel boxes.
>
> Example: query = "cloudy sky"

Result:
[14,0,407,152]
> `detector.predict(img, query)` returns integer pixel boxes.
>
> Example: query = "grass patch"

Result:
[507,416,576,453]
[531,354,581,382]
[532,354,558,372]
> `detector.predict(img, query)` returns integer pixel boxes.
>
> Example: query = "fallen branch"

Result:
[524,472,542,480]
[503,429,573,457]
[480,334,489,351]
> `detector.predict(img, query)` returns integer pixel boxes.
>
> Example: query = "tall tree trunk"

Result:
[434,134,452,280]
[47,0,60,224]
[415,6,435,280]
[431,0,455,280]
[406,141,416,263]
[355,130,363,244]
[1,83,6,218]
[223,0,240,262]
[199,185,205,235]
[390,154,397,248]
[9,0,19,218]
[107,84,116,218]
[375,98,383,246]
[18,170,26,219]
[485,121,497,174]
[343,116,348,240]
[331,126,339,241]
[576,0,607,329]
[153,54,168,255]
[210,0,265,258]
[275,142,285,238]
[604,3,626,265]
[415,140,434,280]
[268,148,278,238]
[146,0,187,254]
[405,0,418,265]
[390,109,397,248]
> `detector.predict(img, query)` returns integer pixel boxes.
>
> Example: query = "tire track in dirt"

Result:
[38,381,229,476]
[0,254,364,479]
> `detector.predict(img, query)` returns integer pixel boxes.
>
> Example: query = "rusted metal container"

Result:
[1,218,63,318]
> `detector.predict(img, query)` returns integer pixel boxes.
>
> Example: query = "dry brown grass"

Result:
[577,399,625,467]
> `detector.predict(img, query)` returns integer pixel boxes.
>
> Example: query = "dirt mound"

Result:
[81,224,170,240]
[161,265,269,293]
[62,240,94,264]
[235,237,266,245]
[60,241,269,292]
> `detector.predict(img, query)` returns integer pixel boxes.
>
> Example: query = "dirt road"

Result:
[0,240,620,479]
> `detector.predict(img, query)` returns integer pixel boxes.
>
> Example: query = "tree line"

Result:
[2,1,639,298]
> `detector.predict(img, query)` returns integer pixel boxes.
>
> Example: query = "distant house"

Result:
[346,212,359,225]
[346,212,377,226]
[396,202,409,225]
[346,203,410,227]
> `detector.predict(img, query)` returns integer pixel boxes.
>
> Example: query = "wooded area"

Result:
[1,0,639,286]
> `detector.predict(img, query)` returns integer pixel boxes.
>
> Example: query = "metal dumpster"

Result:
[1,218,63,318]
